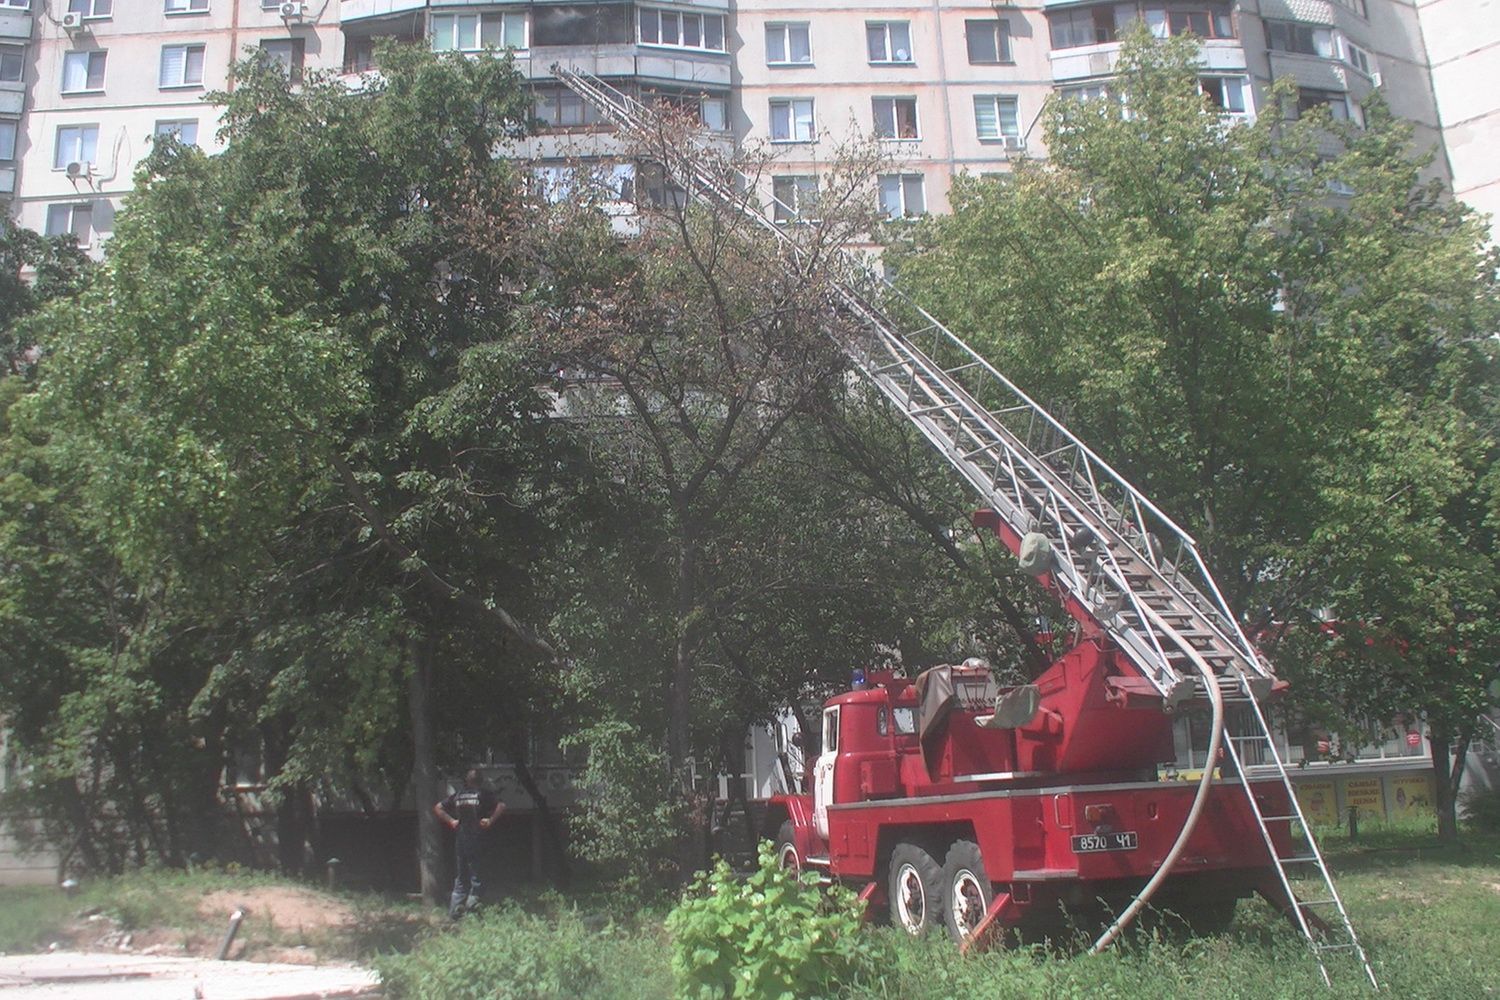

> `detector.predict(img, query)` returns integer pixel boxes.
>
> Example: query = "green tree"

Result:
[10,46,587,883]
[894,29,1499,840]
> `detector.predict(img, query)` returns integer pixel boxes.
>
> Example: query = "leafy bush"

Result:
[375,904,670,1000]
[1460,785,1500,833]
[666,842,883,999]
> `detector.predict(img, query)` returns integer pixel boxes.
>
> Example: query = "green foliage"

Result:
[1460,784,1500,833]
[894,28,1500,835]
[665,842,883,999]
[376,905,671,1000]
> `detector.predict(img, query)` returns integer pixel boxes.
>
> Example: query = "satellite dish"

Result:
[895,48,910,61]
[65,161,86,179]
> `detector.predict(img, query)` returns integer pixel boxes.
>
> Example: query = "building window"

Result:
[965,18,1012,64]
[431,12,527,52]
[1342,39,1374,75]
[344,37,376,73]
[771,175,818,223]
[973,95,1019,141]
[765,22,811,65]
[866,21,912,64]
[0,45,20,83]
[45,203,92,240]
[638,8,726,52]
[1296,87,1352,121]
[1200,76,1247,114]
[164,0,208,13]
[0,120,15,162]
[1050,7,1123,49]
[53,123,98,169]
[651,91,727,131]
[260,39,305,81]
[534,87,598,127]
[62,51,106,94]
[154,119,199,145]
[769,98,814,143]
[67,0,111,18]
[1165,6,1234,38]
[0,0,28,9]
[159,44,205,88]
[1264,20,1333,58]
[872,97,919,140]
[878,173,925,219]
[1059,82,1112,102]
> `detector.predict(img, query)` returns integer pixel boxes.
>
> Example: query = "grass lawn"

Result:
[3,826,1496,998]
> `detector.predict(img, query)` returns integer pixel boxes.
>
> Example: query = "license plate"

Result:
[1072,831,1138,853]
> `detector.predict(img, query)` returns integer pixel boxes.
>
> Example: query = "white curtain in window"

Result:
[160,45,184,85]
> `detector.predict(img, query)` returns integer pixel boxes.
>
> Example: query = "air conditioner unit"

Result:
[1003,136,1026,153]
[64,160,89,179]
[61,11,84,30]
[278,1,304,19]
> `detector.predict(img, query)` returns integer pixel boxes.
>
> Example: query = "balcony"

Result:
[339,0,424,24]
[1050,39,1244,82]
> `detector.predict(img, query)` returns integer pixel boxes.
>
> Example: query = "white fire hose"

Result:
[1090,605,1226,954]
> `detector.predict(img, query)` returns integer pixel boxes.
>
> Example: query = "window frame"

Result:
[764,21,811,65]
[430,11,528,52]
[153,118,199,146]
[260,38,306,82]
[1264,19,1333,58]
[878,172,925,220]
[1199,75,1248,114]
[768,97,814,143]
[638,7,727,53]
[0,44,21,84]
[163,0,209,14]
[771,174,819,224]
[61,50,107,95]
[66,0,111,19]
[866,20,913,64]
[0,0,29,10]
[872,96,920,141]
[53,122,98,170]
[45,202,93,241]
[965,18,1012,65]
[972,94,1020,142]
[158,43,206,89]
[0,120,16,162]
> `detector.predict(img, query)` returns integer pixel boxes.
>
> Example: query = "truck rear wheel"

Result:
[942,840,994,945]
[889,843,943,936]
[775,820,800,873]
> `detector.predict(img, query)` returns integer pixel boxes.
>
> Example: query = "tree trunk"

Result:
[1434,728,1458,845]
[504,734,572,886]
[407,638,445,904]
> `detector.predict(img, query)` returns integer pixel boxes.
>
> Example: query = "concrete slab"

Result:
[0,952,380,998]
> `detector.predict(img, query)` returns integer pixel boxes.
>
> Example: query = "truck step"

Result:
[803,855,832,868]
[1012,868,1079,881]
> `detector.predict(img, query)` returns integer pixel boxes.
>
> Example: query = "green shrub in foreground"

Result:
[666,842,884,1000]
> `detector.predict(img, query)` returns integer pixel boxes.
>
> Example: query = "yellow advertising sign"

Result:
[1295,780,1339,827]
[1343,776,1386,820]
[1389,773,1434,819]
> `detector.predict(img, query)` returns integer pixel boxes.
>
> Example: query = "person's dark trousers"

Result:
[449,839,484,919]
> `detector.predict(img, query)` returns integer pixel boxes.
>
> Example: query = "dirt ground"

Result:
[198,887,356,933]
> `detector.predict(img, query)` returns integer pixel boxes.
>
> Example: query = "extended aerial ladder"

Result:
[552,65,1375,988]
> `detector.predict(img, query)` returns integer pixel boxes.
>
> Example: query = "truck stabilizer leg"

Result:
[959,891,1021,956]
[857,881,885,926]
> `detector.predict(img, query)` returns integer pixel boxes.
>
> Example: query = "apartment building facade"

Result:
[0,0,1490,249]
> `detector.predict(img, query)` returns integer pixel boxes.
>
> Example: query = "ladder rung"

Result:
[1279,855,1321,865]
[1260,814,1304,823]
[1296,898,1338,907]
[1312,942,1357,952]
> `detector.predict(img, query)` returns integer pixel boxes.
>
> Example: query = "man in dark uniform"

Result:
[433,768,505,919]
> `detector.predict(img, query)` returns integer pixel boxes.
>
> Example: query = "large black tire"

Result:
[941,839,995,945]
[888,842,944,936]
[774,820,801,873]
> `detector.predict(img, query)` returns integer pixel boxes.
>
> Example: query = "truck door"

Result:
[813,706,839,841]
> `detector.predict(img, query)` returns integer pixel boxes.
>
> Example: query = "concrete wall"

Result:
[1415,0,1500,237]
